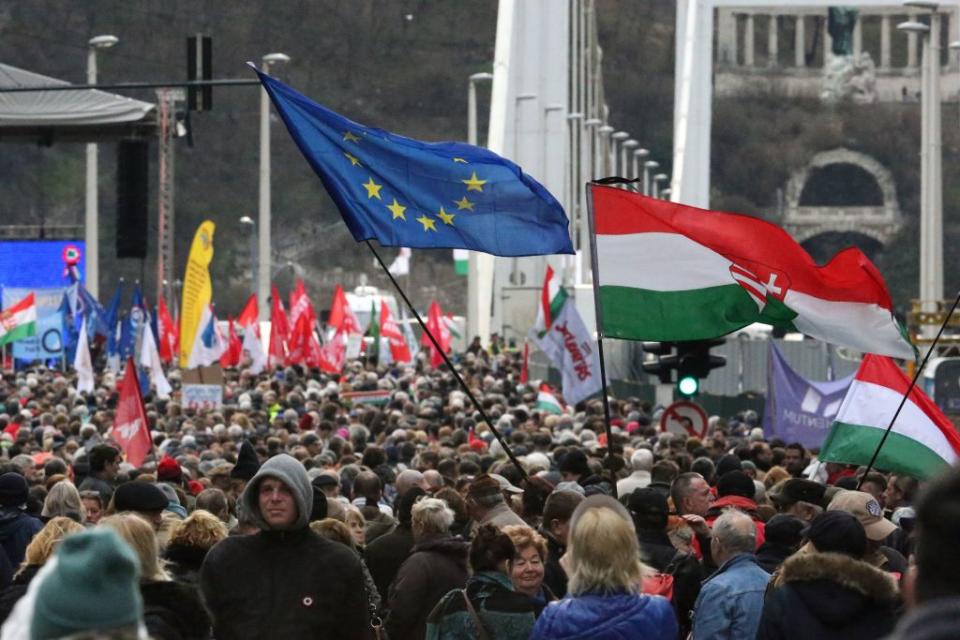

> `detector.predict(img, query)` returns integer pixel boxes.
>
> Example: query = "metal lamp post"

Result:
[466,71,494,341]
[899,11,942,333]
[653,173,669,199]
[239,216,256,297]
[643,160,660,196]
[85,34,118,298]
[258,52,290,321]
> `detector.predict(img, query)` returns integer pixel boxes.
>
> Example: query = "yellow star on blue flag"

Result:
[253,66,573,257]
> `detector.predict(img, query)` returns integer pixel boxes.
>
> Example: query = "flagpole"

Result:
[585,183,618,499]
[365,240,529,481]
[857,289,960,486]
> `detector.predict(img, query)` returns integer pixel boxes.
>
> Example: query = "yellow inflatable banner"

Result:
[179,220,215,367]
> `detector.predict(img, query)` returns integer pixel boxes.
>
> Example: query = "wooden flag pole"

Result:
[857,290,960,486]
[585,183,619,498]
[365,241,529,481]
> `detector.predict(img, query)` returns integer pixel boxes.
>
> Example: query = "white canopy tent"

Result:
[0,62,156,142]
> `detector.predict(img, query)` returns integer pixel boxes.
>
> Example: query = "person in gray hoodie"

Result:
[200,454,370,639]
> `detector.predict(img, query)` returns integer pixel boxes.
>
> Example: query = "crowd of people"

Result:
[0,343,954,639]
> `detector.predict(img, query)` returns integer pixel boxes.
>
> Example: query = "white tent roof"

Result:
[0,62,155,141]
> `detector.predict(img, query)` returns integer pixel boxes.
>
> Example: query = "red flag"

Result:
[286,312,315,366]
[220,317,243,368]
[520,340,529,383]
[328,284,360,335]
[269,285,289,368]
[289,279,317,329]
[422,301,451,368]
[317,327,347,373]
[237,294,259,329]
[380,300,411,363]
[156,298,177,364]
[110,357,152,468]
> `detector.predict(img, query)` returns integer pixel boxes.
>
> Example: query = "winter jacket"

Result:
[0,564,39,624]
[755,551,899,640]
[163,543,210,586]
[637,528,678,572]
[365,523,415,601]
[691,553,769,640]
[385,535,469,640]
[540,530,569,598]
[200,454,369,640]
[140,579,210,640]
[0,509,42,568]
[579,474,614,497]
[884,596,960,640]
[531,591,677,640]
[426,571,542,640]
[755,541,795,574]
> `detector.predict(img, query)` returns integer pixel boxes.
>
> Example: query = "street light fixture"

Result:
[653,173,669,199]
[85,34,119,299]
[258,52,290,321]
[621,139,639,180]
[643,160,659,196]
[633,148,650,187]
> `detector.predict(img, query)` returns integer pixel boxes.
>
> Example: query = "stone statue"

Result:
[828,8,859,56]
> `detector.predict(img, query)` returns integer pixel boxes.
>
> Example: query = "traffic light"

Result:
[675,338,727,397]
[641,341,679,384]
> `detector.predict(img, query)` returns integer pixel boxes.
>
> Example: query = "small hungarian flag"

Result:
[820,355,960,480]
[589,185,914,359]
[0,293,37,347]
[537,384,564,415]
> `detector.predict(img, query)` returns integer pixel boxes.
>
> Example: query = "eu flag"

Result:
[255,69,574,257]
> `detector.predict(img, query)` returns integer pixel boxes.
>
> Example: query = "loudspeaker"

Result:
[116,140,149,259]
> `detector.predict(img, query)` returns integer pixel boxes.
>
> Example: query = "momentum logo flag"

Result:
[820,355,960,480]
[0,293,37,347]
[588,185,914,359]
[254,69,573,257]
[179,221,215,367]
[529,267,602,406]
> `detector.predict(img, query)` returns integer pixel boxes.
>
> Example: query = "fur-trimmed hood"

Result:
[774,551,899,602]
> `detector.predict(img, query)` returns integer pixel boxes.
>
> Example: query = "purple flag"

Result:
[764,342,854,448]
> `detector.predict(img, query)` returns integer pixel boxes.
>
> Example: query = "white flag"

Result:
[529,271,603,406]
[138,322,171,399]
[73,320,95,394]
[388,248,411,276]
[187,305,225,368]
[241,325,267,374]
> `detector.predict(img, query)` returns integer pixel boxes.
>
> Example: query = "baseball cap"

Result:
[488,473,523,494]
[827,490,897,541]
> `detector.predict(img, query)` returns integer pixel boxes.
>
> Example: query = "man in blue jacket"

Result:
[691,509,769,640]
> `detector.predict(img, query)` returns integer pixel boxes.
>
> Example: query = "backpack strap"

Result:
[461,589,492,640]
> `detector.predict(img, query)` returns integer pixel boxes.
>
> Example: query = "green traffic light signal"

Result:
[677,375,699,397]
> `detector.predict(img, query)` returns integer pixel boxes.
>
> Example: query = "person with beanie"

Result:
[755,514,805,573]
[109,480,170,531]
[0,473,43,568]
[558,449,612,497]
[28,528,144,639]
[200,454,368,639]
[704,470,766,549]
[756,511,899,640]
[228,440,260,500]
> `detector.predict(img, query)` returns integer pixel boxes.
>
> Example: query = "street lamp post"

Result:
[653,173,668,199]
[632,148,649,185]
[621,140,639,181]
[258,52,290,321]
[85,34,118,298]
[610,131,629,176]
[899,11,942,335]
[239,216,256,297]
[643,160,660,196]
[466,72,493,341]
[597,125,614,176]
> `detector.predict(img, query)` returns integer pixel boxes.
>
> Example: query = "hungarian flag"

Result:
[380,300,411,363]
[110,357,152,468]
[220,318,243,368]
[328,284,360,335]
[268,285,289,368]
[537,384,564,415]
[422,301,451,367]
[588,186,914,359]
[237,294,259,329]
[820,355,960,480]
[365,300,380,360]
[156,297,177,364]
[0,293,37,347]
